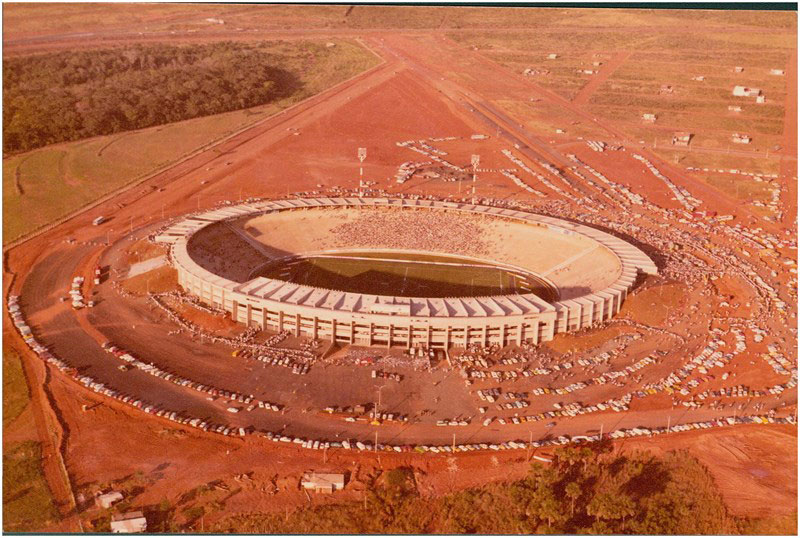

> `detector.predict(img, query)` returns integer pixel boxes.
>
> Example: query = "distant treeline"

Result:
[3,41,312,153]
[209,445,788,534]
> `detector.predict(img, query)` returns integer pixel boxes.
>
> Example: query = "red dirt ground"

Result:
[3,12,796,532]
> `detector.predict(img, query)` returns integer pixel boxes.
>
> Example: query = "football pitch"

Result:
[257,251,556,299]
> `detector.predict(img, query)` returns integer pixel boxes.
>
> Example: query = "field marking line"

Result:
[540,244,600,277]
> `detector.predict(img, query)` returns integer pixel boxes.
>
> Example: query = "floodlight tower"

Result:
[471,154,480,203]
[358,147,367,190]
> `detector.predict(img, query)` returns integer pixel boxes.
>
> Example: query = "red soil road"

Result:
[416,32,788,233]
[571,51,632,106]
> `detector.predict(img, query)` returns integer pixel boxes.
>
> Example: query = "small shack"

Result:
[732,85,761,97]
[97,491,124,509]
[734,66,744,73]
[732,133,752,144]
[546,53,558,60]
[769,68,785,75]
[671,132,693,147]
[110,511,147,533]
[642,113,657,123]
[301,472,346,493]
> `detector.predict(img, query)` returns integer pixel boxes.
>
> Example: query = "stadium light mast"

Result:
[471,154,480,203]
[358,147,367,189]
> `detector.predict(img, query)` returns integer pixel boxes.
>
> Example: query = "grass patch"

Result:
[3,441,59,532]
[2,39,379,244]
[651,149,782,176]
[2,346,30,429]
[703,174,775,203]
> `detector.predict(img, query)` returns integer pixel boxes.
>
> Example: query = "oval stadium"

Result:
[156,198,657,348]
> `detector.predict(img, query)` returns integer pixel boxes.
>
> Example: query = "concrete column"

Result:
[427,326,432,348]
[387,325,393,349]
[544,320,555,341]
[482,325,488,347]
[232,300,239,322]
[531,320,539,344]
[369,323,374,346]
[407,324,413,349]
[278,311,284,332]
[350,321,355,344]
[445,326,451,349]
[331,318,337,342]
[517,323,523,345]
[313,317,319,340]
[295,313,301,337]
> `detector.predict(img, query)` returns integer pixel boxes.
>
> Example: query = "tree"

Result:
[565,481,581,517]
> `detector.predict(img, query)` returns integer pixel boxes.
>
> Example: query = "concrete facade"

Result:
[156,198,657,348]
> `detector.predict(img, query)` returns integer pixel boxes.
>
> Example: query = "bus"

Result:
[92,216,105,226]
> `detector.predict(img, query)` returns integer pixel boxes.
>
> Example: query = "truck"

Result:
[92,216,106,226]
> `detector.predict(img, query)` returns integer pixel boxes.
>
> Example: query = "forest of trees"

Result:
[211,444,789,534]
[2,41,314,153]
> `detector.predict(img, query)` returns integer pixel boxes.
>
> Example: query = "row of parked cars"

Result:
[7,296,796,454]
[252,354,311,375]
[101,342,284,412]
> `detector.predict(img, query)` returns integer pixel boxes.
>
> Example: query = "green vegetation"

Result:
[2,346,29,428]
[257,251,555,299]
[3,441,59,532]
[3,40,372,153]
[211,446,777,534]
[2,39,378,243]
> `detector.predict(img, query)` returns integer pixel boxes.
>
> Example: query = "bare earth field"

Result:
[3,5,796,533]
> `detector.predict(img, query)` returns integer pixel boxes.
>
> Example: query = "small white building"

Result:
[97,491,123,509]
[691,75,705,81]
[732,86,761,97]
[111,511,147,533]
[301,472,346,493]
[769,68,785,75]
[732,133,751,144]
[642,113,657,123]
[672,132,693,147]
[546,53,558,60]
[756,95,766,104]
[734,66,744,73]
[728,105,742,113]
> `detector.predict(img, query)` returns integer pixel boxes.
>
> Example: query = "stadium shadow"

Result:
[256,260,562,301]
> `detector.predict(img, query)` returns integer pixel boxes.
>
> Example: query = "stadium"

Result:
[156,198,658,348]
